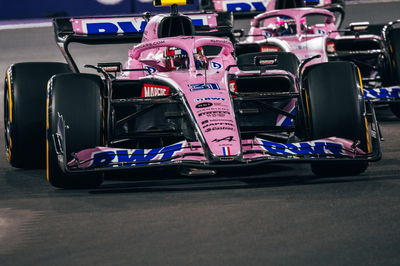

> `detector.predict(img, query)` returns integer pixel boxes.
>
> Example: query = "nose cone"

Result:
[178,72,241,159]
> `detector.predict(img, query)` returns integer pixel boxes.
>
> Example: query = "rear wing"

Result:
[202,0,344,27]
[202,0,344,15]
[53,12,234,72]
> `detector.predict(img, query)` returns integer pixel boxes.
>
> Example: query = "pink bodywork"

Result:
[124,36,240,157]
[242,8,339,64]
[70,13,218,35]
[211,0,333,12]
[66,11,367,170]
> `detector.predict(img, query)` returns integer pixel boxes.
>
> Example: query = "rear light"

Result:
[327,41,336,53]
[229,80,237,93]
[102,66,119,72]
[141,84,170,97]
[260,46,281,52]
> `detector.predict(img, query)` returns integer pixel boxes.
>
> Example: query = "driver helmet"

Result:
[164,47,189,71]
[194,46,208,70]
[275,17,296,36]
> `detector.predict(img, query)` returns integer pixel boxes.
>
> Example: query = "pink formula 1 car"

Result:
[201,0,345,27]
[237,7,400,118]
[4,1,380,189]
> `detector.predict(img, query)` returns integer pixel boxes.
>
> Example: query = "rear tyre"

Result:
[389,102,400,119]
[4,62,71,168]
[387,28,400,85]
[303,62,369,177]
[47,73,104,189]
[387,28,400,119]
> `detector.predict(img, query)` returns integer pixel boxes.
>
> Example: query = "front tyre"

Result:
[387,28,400,86]
[4,62,71,168]
[386,28,400,119]
[47,73,104,189]
[303,62,369,177]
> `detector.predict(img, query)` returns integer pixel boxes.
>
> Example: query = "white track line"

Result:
[0,22,52,31]
[348,0,400,3]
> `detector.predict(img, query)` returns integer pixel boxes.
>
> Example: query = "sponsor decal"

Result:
[195,103,227,109]
[212,118,233,121]
[198,111,230,117]
[196,102,213,108]
[83,18,147,34]
[144,66,156,74]
[210,61,222,69]
[194,97,225,102]
[203,122,234,128]
[296,44,307,50]
[261,140,344,155]
[212,136,235,142]
[210,39,231,44]
[224,1,266,12]
[91,143,183,167]
[210,119,234,123]
[80,15,207,35]
[364,87,400,99]
[137,40,166,49]
[141,84,170,97]
[259,59,277,65]
[188,83,220,91]
[205,126,234,132]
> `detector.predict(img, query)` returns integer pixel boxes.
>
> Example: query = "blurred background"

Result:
[0,0,199,20]
[2,0,399,21]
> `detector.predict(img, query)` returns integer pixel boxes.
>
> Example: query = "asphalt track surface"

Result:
[1,3,400,266]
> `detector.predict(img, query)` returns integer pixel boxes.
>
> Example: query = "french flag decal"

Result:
[222,146,231,156]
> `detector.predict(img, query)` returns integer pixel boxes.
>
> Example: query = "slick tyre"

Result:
[47,73,104,189]
[389,102,400,119]
[303,62,369,177]
[388,28,400,85]
[4,62,71,168]
[387,28,400,119]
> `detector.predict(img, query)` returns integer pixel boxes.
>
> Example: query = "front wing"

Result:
[52,111,381,175]
[364,86,400,102]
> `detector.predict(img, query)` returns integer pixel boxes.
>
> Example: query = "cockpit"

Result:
[259,13,335,37]
[261,15,297,37]
[164,46,209,71]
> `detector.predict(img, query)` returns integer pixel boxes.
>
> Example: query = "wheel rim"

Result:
[4,75,12,161]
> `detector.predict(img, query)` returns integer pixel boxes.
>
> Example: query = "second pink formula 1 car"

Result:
[237,7,400,118]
